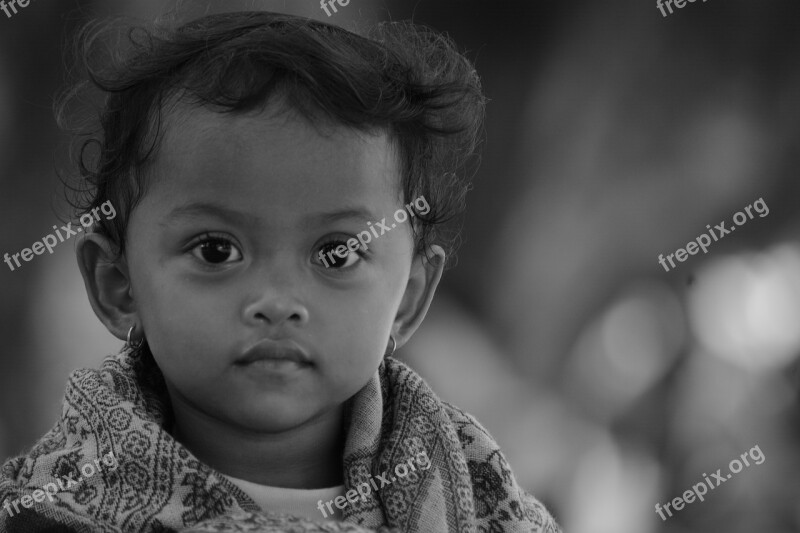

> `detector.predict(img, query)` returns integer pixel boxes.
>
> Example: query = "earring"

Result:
[385,335,397,357]
[126,325,144,351]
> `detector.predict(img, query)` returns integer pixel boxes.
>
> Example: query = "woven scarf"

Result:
[0,348,560,533]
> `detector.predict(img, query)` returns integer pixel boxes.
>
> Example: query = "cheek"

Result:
[326,350,379,383]
[130,271,228,375]
[322,314,385,361]
[317,297,393,374]
[326,293,395,339]
[129,254,220,329]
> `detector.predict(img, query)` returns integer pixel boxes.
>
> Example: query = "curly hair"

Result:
[57,11,486,266]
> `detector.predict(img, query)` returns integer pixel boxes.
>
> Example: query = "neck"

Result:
[168,387,345,489]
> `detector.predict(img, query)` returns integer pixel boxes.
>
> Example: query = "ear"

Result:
[391,244,446,348]
[75,232,137,342]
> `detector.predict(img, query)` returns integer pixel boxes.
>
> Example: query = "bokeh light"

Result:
[688,243,800,372]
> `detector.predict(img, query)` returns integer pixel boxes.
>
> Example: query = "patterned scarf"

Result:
[0,348,560,532]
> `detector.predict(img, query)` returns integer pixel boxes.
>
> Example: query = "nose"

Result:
[242,269,310,329]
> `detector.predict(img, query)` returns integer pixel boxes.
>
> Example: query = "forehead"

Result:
[143,104,401,221]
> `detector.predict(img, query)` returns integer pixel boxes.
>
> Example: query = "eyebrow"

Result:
[301,207,379,228]
[163,203,261,227]
[163,202,379,229]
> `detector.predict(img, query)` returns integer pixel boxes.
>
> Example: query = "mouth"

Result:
[235,340,312,367]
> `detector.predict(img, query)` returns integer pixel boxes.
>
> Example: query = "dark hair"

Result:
[58,11,485,266]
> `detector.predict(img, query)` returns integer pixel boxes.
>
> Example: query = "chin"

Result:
[234,404,320,433]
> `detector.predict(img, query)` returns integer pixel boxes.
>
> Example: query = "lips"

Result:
[235,340,312,366]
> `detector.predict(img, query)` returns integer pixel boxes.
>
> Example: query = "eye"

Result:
[317,240,362,269]
[190,234,242,264]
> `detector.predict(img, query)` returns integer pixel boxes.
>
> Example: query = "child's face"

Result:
[122,106,423,433]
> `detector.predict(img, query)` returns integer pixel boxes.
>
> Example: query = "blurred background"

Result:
[2,0,800,531]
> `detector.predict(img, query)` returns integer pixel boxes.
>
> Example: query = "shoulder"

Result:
[439,400,499,450]
[380,360,561,531]
[440,402,562,532]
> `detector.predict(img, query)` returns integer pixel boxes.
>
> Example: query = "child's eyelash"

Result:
[186,232,232,247]
[319,237,367,254]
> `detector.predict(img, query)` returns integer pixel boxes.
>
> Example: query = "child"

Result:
[0,11,561,533]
